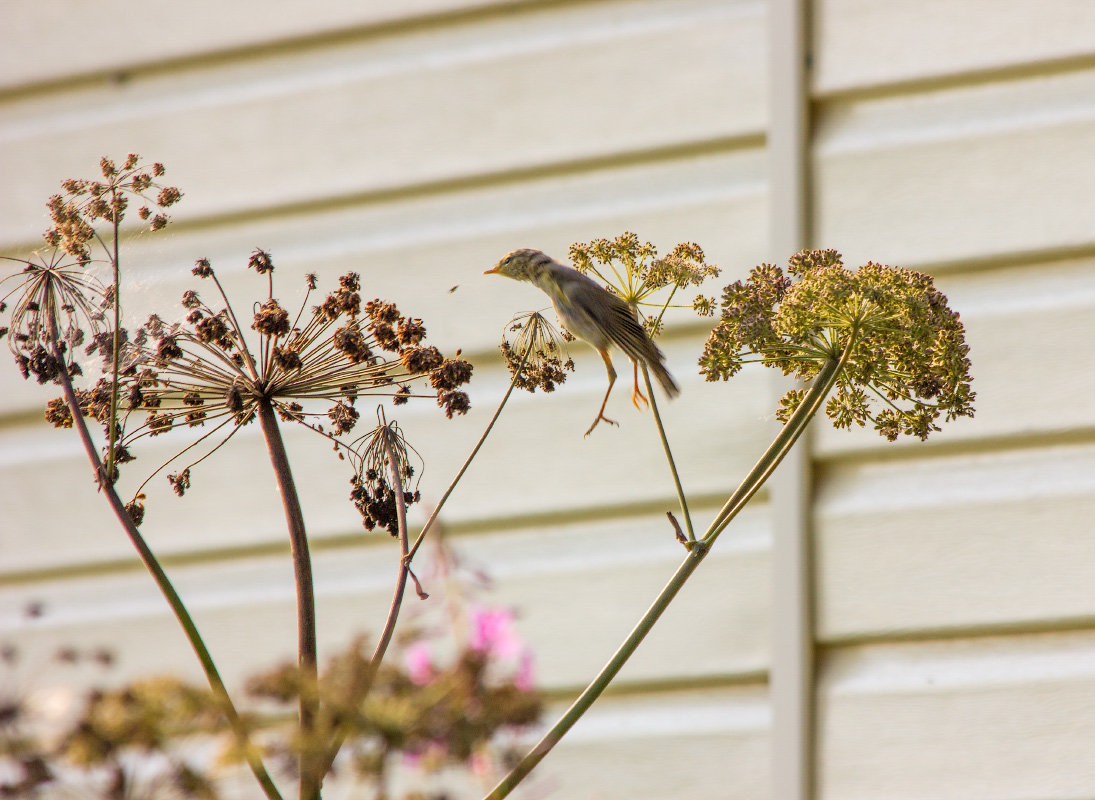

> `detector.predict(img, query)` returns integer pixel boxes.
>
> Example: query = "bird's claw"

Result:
[584,413,619,437]
[631,386,649,410]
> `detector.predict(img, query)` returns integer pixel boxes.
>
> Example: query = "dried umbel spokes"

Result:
[1,251,111,383]
[499,311,575,393]
[567,231,721,334]
[44,154,181,263]
[349,416,421,535]
[699,249,975,441]
[64,252,470,522]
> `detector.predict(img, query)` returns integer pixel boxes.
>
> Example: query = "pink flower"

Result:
[469,606,521,658]
[468,749,493,778]
[404,641,433,686]
[514,650,536,691]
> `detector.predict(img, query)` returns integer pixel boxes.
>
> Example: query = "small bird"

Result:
[485,248,679,436]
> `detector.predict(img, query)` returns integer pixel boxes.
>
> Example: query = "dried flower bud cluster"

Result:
[79,254,472,523]
[499,311,575,393]
[44,154,179,263]
[699,249,975,441]
[568,231,720,333]
[349,417,420,534]
[1,255,112,384]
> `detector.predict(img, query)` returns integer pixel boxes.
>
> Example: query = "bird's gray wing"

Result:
[555,269,657,364]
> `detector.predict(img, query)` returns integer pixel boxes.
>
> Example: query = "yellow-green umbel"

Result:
[486,248,678,436]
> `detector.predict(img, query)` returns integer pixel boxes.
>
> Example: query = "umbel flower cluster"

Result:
[567,231,721,335]
[699,249,975,440]
[1,155,182,385]
[46,154,180,263]
[498,311,575,393]
[28,246,472,528]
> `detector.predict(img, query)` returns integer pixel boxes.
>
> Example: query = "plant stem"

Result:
[256,400,318,800]
[641,364,694,542]
[313,429,412,781]
[105,211,121,478]
[704,347,851,542]
[47,328,283,800]
[405,347,530,564]
[483,349,850,800]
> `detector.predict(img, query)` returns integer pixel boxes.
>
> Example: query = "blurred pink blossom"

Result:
[468,749,493,778]
[514,650,536,691]
[404,641,433,686]
[469,606,522,658]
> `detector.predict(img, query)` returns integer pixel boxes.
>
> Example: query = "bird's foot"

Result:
[631,385,649,410]
[584,412,619,437]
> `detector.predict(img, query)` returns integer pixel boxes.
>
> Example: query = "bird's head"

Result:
[484,249,550,282]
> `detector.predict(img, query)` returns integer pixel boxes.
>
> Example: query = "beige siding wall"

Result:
[1,1,1094,798]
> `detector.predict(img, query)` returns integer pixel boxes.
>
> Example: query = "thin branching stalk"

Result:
[318,351,531,779]
[44,312,284,800]
[641,364,694,543]
[314,431,412,782]
[256,399,318,800]
[105,211,122,478]
[405,347,531,564]
[483,348,850,800]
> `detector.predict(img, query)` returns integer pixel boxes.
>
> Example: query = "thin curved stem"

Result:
[641,364,694,542]
[256,400,317,800]
[405,347,531,564]
[106,211,121,478]
[313,428,412,781]
[484,346,852,800]
[47,327,283,800]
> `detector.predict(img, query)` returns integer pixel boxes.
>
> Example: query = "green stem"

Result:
[704,348,851,543]
[483,348,851,800]
[48,325,283,800]
[256,400,318,800]
[405,347,530,564]
[641,364,694,542]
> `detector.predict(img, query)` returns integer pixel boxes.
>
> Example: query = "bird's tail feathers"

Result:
[647,358,680,399]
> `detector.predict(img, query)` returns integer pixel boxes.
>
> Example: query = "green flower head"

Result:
[699,249,975,441]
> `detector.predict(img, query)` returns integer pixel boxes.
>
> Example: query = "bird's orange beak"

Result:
[483,266,500,275]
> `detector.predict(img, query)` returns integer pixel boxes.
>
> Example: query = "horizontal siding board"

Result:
[814,68,1095,271]
[0,0,765,247]
[814,256,1095,456]
[0,343,771,574]
[541,686,771,800]
[1,510,772,692]
[815,442,1095,641]
[818,631,1095,800]
[0,147,768,417]
[814,0,1095,95]
[0,0,530,91]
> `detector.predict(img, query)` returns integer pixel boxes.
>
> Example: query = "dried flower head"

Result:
[1,250,111,384]
[568,232,720,334]
[94,255,470,521]
[44,154,181,263]
[498,311,575,393]
[699,249,975,441]
[349,414,421,535]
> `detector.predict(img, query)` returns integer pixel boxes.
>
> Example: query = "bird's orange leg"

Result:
[631,361,649,409]
[585,349,619,437]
